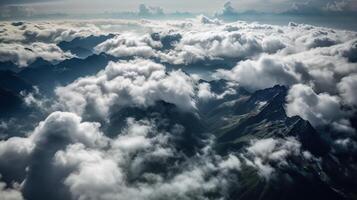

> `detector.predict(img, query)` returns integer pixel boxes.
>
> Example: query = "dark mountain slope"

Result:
[18,53,115,93]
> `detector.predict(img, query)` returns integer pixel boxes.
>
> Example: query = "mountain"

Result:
[209,85,329,156]
[0,87,24,118]
[27,58,52,68]
[57,34,115,58]
[0,70,33,93]
[18,53,115,93]
[106,101,206,156]
[0,71,33,121]
[194,84,351,200]
[0,61,21,72]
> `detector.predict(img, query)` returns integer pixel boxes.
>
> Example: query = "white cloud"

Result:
[338,73,357,106]
[0,21,102,44]
[0,176,23,200]
[286,84,354,132]
[243,137,302,179]
[31,111,107,148]
[197,82,215,100]
[0,111,107,167]
[218,154,241,171]
[95,33,161,58]
[55,59,196,118]
[0,42,73,67]
[214,55,301,91]
[52,118,241,200]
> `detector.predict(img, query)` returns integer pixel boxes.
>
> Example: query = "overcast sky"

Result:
[1,0,357,14]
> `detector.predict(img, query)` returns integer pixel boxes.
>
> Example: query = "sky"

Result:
[1,0,357,15]
[1,0,356,31]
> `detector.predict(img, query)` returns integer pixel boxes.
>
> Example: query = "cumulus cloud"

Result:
[215,1,239,18]
[55,59,196,118]
[0,21,109,66]
[94,17,356,68]
[0,21,101,44]
[138,4,164,17]
[0,110,243,200]
[338,73,357,106]
[95,18,282,65]
[242,137,305,179]
[53,119,241,200]
[286,84,354,132]
[0,176,23,200]
[0,42,73,67]
[214,55,301,91]
[94,33,161,58]
[0,111,108,199]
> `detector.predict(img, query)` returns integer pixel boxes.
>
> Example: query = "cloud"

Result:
[30,111,107,148]
[95,18,284,65]
[286,84,354,132]
[159,28,266,65]
[94,33,161,58]
[214,1,239,18]
[0,21,106,66]
[0,42,73,67]
[0,21,101,44]
[338,73,357,106]
[197,15,221,25]
[54,120,241,200]
[214,55,301,91]
[242,137,305,179]
[197,82,216,100]
[55,59,196,118]
[138,4,164,17]
[94,17,356,68]
[0,17,357,200]
[0,176,23,200]
[0,109,243,199]
[289,0,356,14]
[0,111,108,199]
[324,0,350,12]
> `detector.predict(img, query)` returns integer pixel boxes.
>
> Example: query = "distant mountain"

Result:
[58,34,115,58]
[0,87,24,118]
[18,53,115,93]
[28,58,52,69]
[0,61,21,72]
[0,70,33,93]
[0,70,33,120]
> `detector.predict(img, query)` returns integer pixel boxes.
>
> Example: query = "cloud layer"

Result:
[0,17,356,200]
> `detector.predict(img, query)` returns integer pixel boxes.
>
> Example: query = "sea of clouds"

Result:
[0,16,356,199]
